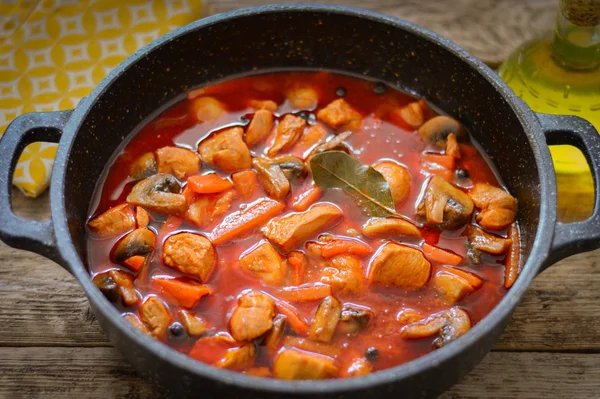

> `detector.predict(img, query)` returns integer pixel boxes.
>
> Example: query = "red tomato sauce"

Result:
[87,71,517,377]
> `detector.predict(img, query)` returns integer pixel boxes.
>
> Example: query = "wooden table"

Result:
[3,0,599,398]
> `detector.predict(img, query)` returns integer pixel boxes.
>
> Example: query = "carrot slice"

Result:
[232,170,259,200]
[422,243,462,266]
[275,300,308,335]
[439,265,483,288]
[290,185,322,211]
[187,174,233,194]
[421,153,456,170]
[504,223,521,288]
[320,239,372,259]
[287,251,307,286]
[210,198,285,244]
[124,255,146,272]
[152,277,213,308]
[277,284,331,302]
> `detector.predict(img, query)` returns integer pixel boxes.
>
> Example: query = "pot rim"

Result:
[50,4,556,394]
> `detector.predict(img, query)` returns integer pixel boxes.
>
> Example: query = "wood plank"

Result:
[211,0,556,66]
[1,347,598,399]
[2,237,598,350]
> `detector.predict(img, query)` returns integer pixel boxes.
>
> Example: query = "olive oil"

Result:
[499,0,599,221]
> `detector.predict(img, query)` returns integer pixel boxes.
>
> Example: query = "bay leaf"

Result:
[310,151,397,218]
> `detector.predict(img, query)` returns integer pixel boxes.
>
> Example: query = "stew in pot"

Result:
[87,71,520,379]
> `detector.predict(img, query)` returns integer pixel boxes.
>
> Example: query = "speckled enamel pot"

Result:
[1,5,599,398]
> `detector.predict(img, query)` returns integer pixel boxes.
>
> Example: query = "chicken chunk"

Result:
[268,114,307,157]
[215,343,256,370]
[418,176,474,229]
[191,96,224,122]
[388,101,425,129]
[239,241,287,285]
[198,127,251,172]
[130,152,157,180]
[418,116,466,148]
[162,233,216,282]
[140,296,171,338]
[295,123,328,157]
[286,86,318,109]
[186,191,234,228]
[253,157,290,200]
[368,242,431,290]
[127,174,187,216]
[273,349,338,380]
[108,269,139,306]
[362,217,421,238]
[229,290,275,342]
[317,99,362,130]
[373,161,411,207]
[262,203,343,251]
[245,109,274,147]
[156,146,201,180]
[309,296,342,343]
[248,99,278,112]
[88,204,135,237]
[445,133,461,159]
[338,304,373,334]
[469,183,517,230]
[432,272,475,305]
[401,307,471,348]
[320,254,364,294]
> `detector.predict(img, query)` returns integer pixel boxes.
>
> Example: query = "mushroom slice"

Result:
[88,204,135,237]
[373,161,411,206]
[337,303,373,334]
[190,96,224,122]
[308,131,353,157]
[418,176,474,229]
[162,233,216,282]
[271,155,308,181]
[229,290,275,342]
[253,157,290,200]
[198,127,251,172]
[178,310,210,336]
[111,228,156,263]
[127,174,187,216]
[317,99,362,130]
[108,269,139,306]
[140,296,171,338]
[418,116,466,147]
[92,272,120,303]
[268,114,307,157]
[273,349,338,380]
[464,225,512,256]
[469,183,518,230]
[264,314,287,352]
[368,243,431,290]
[156,146,201,180]
[362,217,421,238]
[245,109,275,147]
[309,296,342,343]
[401,307,471,348]
[130,152,157,179]
[262,203,343,252]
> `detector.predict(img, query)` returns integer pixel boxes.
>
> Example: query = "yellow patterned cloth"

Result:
[0,0,211,197]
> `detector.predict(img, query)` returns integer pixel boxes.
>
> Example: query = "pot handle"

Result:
[0,110,72,268]
[537,113,600,268]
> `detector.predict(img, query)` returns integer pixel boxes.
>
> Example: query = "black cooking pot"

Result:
[1,5,599,398]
